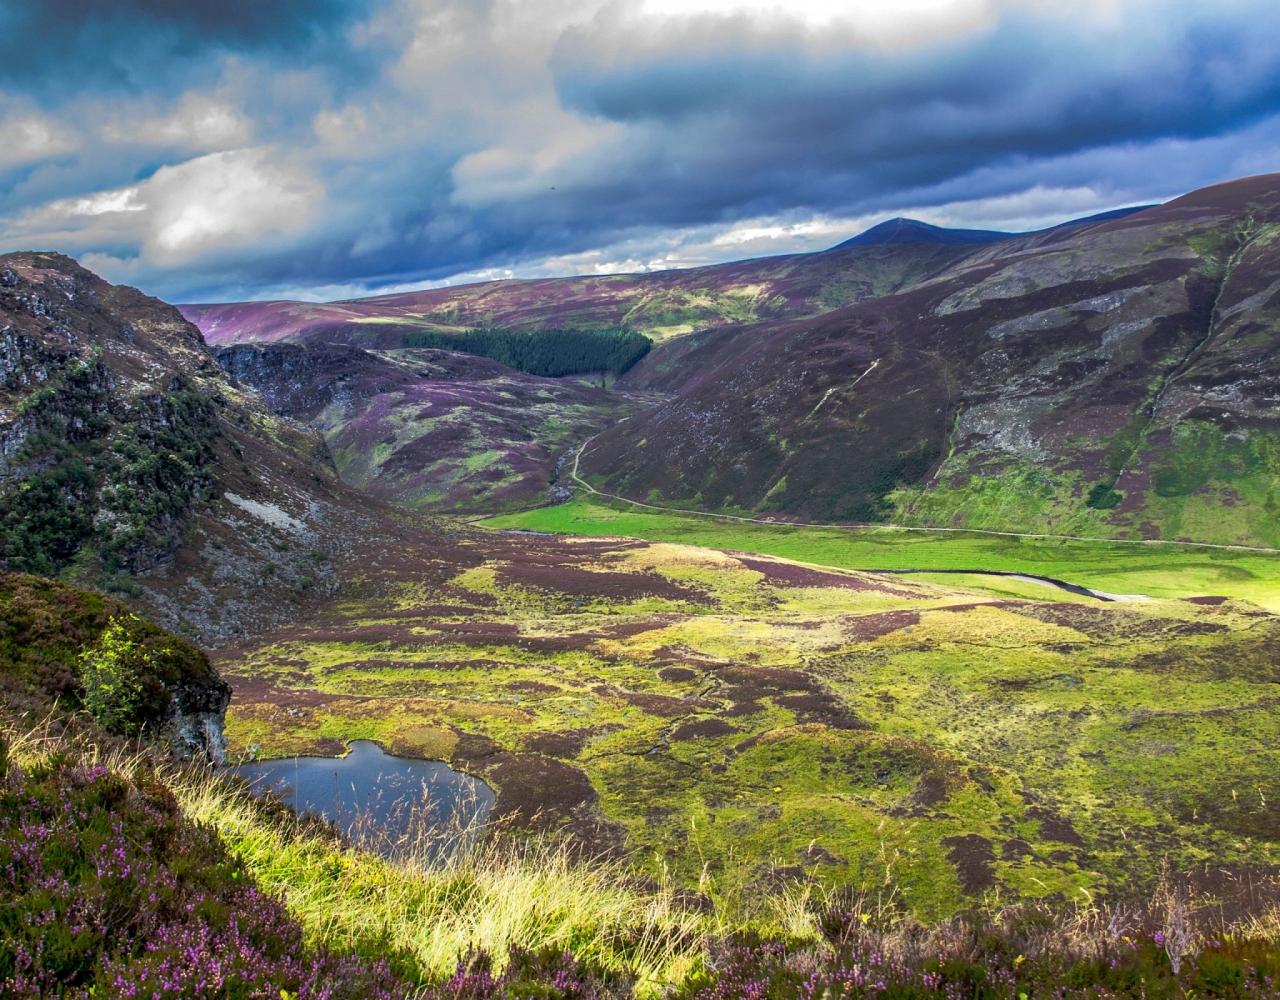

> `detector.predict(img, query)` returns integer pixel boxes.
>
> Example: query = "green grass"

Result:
[174,770,711,996]
[220,529,1280,918]
[481,498,1280,610]
[9,721,1280,998]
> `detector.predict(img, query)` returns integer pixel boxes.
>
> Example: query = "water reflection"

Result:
[235,740,495,861]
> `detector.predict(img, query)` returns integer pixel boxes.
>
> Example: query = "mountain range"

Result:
[3,173,1280,972]
[182,174,1280,547]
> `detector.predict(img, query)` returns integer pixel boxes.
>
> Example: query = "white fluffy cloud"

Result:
[3,148,324,272]
[0,106,77,169]
[98,93,253,152]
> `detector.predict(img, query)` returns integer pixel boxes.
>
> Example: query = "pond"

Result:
[234,740,495,861]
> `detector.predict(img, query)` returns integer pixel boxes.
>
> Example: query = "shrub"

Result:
[673,909,1280,999]
[1085,482,1124,510]
[0,460,96,575]
[77,617,149,736]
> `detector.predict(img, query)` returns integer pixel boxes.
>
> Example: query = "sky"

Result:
[1,0,1278,303]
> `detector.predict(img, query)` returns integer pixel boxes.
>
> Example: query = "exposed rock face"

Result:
[0,252,384,642]
[165,689,230,764]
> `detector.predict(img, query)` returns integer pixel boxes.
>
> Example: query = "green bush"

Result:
[1085,482,1124,509]
[77,616,148,735]
[0,460,96,574]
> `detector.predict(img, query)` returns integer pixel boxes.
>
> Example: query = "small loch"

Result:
[234,740,495,860]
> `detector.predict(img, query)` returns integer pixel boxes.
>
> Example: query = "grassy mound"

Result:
[0,570,226,748]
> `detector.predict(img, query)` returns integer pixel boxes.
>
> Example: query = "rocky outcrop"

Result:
[0,570,230,763]
[164,679,230,764]
[0,251,394,642]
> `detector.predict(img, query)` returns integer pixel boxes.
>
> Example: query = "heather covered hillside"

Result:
[581,175,1280,547]
[216,341,656,512]
[181,237,1000,346]
[182,176,1280,548]
[8,0,1280,993]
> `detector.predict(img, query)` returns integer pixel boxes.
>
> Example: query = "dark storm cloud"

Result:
[2,0,1280,302]
[543,7,1280,220]
[0,0,376,90]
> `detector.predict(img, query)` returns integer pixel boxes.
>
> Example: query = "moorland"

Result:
[2,173,1280,997]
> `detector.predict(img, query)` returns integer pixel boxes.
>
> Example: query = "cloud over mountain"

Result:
[2,0,1279,301]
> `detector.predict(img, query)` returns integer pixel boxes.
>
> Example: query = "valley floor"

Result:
[215,504,1280,921]
[484,497,1280,611]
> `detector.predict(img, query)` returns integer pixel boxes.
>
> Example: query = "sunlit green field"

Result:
[481,498,1280,610]
[216,513,1280,919]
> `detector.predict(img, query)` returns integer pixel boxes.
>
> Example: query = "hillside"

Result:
[175,181,1280,548]
[581,174,1280,547]
[217,342,655,511]
[181,209,1147,348]
[0,252,413,640]
[181,239,1001,346]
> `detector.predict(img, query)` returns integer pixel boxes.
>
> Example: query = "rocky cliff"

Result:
[0,252,388,641]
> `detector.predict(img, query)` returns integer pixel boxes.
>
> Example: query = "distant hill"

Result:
[580,174,1280,547]
[0,252,408,639]
[180,206,1154,348]
[833,217,1015,248]
[216,341,651,512]
[834,206,1153,250]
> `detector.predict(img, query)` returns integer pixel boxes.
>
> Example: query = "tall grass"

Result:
[170,763,714,994]
[7,721,1279,997]
[5,720,716,993]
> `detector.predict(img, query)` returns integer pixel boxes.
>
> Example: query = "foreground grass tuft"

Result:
[167,754,710,995]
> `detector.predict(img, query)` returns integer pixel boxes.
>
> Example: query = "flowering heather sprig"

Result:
[422,947,625,999]
[676,911,1280,999]
[0,744,407,998]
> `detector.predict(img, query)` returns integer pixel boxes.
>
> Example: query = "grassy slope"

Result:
[481,498,1280,610]
[3,559,1277,997]
[11,725,1276,999]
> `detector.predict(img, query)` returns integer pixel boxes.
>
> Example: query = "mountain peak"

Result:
[833,217,1014,249]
